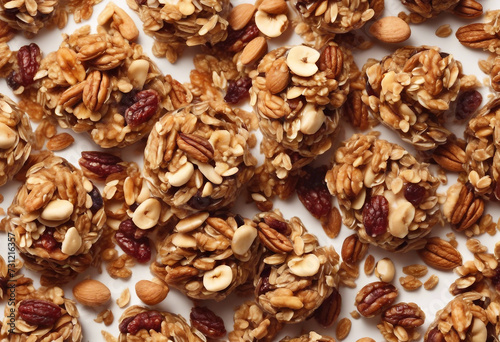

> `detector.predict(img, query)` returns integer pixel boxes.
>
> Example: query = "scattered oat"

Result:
[399,275,422,291]
[116,288,130,308]
[466,238,488,254]
[364,255,375,275]
[435,24,452,38]
[336,317,352,340]
[101,330,117,342]
[95,309,114,326]
[424,274,439,290]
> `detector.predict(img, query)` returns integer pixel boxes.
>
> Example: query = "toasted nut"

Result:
[172,233,197,248]
[452,0,483,18]
[228,3,256,30]
[166,162,194,187]
[255,10,288,38]
[61,227,82,255]
[369,16,411,44]
[241,37,268,65]
[266,59,290,94]
[132,198,161,229]
[288,254,320,277]
[73,279,111,307]
[418,237,462,270]
[232,225,257,255]
[375,258,395,283]
[270,295,303,309]
[40,199,74,222]
[286,46,320,77]
[0,123,16,149]
[127,59,150,89]
[259,0,288,14]
[98,3,139,41]
[299,103,325,134]
[135,280,169,305]
[203,265,233,292]
[176,212,210,233]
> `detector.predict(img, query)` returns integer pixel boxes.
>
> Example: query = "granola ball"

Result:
[250,43,351,161]
[401,0,459,19]
[280,332,335,342]
[118,305,205,341]
[0,285,82,342]
[363,46,463,151]
[127,0,230,63]
[3,154,106,285]
[229,301,283,342]
[326,132,441,252]
[151,212,262,301]
[30,14,191,148]
[253,210,340,323]
[143,101,257,213]
[424,291,500,341]
[292,0,384,34]
[0,93,33,187]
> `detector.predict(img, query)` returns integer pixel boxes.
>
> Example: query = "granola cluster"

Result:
[143,101,257,214]
[326,132,441,252]
[127,0,231,63]
[0,93,33,187]
[401,0,460,19]
[2,154,106,285]
[363,46,463,151]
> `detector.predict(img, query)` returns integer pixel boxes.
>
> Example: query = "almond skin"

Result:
[73,279,111,307]
[241,37,268,65]
[135,280,169,305]
[369,16,411,44]
[259,0,288,15]
[228,3,256,30]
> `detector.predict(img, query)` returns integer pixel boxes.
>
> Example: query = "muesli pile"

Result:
[1,0,500,341]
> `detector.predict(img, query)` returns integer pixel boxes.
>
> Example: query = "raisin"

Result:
[187,192,217,210]
[33,229,58,251]
[256,267,273,295]
[456,89,482,120]
[115,219,151,263]
[296,166,332,219]
[218,24,259,51]
[362,195,389,237]
[89,185,103,214]
[190,307,226,339]
[7,72,20,91]
[234,214,245,227]
[18,299,62,326]
[224,77,252,104]
[404,184,426,206]
[16,43,41,87]
[124,89,160,127]
[119,311,163,335]
[263,216,290,235]
[79,151,124,179]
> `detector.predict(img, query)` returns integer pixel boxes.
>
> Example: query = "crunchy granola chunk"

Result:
[25,10,191,148]
[363,46,463,151]
[229,300,283,342]
[2,153,106,285]
[143,101,257,213]
[326,132,441,252]
[0,93,33,187]
[401,0,459,19]
[0,285,82,342]
[118,305,205,342]
[151,212,262,301]
[127,0,230,63]
[292,0,384,35]
[253,210,340,323]
[280,332,335,342]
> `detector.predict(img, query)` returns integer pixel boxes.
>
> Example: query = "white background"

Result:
[1,0,499,341]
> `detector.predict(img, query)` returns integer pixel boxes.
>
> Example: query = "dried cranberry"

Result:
[404,184,426,206]
[119,311,163,335]
[89,185,103,214]
[16,43,41,87]
[115,219,151,263]
[234,214,245,227]
[263,216,290,235]
[34,229,58,251]
[18,299,62,326]
[7,72,20,91]
[190,307,226,339]
[456,90,482,120]
[256,267,273,295]
[79,151,124,179]
[224,77,252,104]
[218,24,259,51]
[296,166,332,219]
[124,89,160,127]
[362,195,389,237]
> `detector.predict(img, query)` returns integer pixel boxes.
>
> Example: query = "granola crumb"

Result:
[350,310,361,319]
[435,24,452,38]
[399,275,422,291]
[364,255,375,275]
[336,317,352,340]
[423,274,439,290]
[116,288,130,308]
[95,309,114,326]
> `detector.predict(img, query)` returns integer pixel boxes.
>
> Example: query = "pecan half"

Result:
[58,82,86,109]
[355,282,398,318]
[257,222,293,254]
[341,234,369,266]
[443,182,484,231]
[319,45,343,78]
[432,140,466,172]
[56,47,86,85]
[314,288,341,328]
[79,151,124,180]
[382,302,425,328]
[83,70,110,112]
[456,23,499,50]
[345,89,369,130]
[190,306,226,339]
[418,237,462,270]
[177,132,214,163]
[451,0,482,18]
[18,299,62,326]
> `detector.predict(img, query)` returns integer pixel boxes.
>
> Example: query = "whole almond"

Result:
[228,3,256,31]
[259,0,288,15]
[241,37,268,65]
[73,279,111,307]
[135,280,169,305]
[369,16,411,44]
[266,59,290,94]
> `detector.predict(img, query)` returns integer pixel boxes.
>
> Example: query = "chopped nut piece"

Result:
[423,275,439,290]
[116,288,130,308]
[335,318,352,340]
[399,275,422,291]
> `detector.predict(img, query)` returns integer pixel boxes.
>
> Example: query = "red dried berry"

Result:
[224,77,252,104]
[18,299,62,326]
[218,24,260,52]
[119,311,163,335]
[404,184,426,206]
[79,151,124,179]
[362,195,389,237]
[456,89,482,120]
[34,229,58,251]
[296,166,332,219]
[89,185,103,214]
[190,306,226,339]
[124,89,160,127]
[115,219,151,263]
